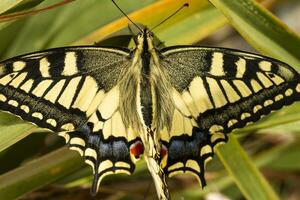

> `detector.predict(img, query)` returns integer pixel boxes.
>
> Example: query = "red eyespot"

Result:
[130,141,144,159]
[160,144,168,158]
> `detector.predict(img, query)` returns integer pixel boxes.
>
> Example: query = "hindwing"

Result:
[158,46,300,186]
[66,85,141,194]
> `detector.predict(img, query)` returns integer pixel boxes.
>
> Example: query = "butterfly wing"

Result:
[159,46,300,186]
[0,46,140,193]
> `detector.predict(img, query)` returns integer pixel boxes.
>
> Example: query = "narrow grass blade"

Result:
[0,0,24,14]
[216,135,280,200]
[0,147,84,200]
[208,0,300,69]
[0,113,36,152]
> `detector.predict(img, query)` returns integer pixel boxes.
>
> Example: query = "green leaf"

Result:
[216,135,280,200]
[74,0,226,46]
[2,0,44,14]
[208,0,300,69]
[0,0,25,15]
[0,147,84,200]
[1,0,155,58]
[264,142,300,171]
[0,113,36,152]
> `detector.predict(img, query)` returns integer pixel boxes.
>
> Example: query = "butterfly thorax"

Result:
[119,29,173,141]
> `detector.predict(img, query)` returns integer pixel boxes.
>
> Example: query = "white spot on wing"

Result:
[44,79,66,103]
[253,105,262,113]
[39,57,51,77]
[103,118,112,139]
[250,79,263,93]
[58,77,81,108]
[181,91,199,117]
[9,72,27,88]
[111,111,126,138]
[275,94,283,101]
[186,160,200,172]
[183,117,193,136]
[227,119,238,127]
[170,109,185,137]
[233,80,251,97]
[172,89,191,117]
[210,52,225,76]
[13,61,26,71]
[32,79,53,97]
[20,105,30,113]
[168,162,184,171]
[259,61,272,71]
[70,146,83,156]
[209,125,223,133]
[62,52,78,76]
[58,131,70,143]
[189,77,213,113]
[8,100,18,107]
[98,160,113,173]
[85,148,97,160]
[0,94,7,102]
[46,118,57,127]
[92,120,104,132]
[200,145,212,156]
[285,89,293,96]
[61,123,75,131]
[20,79,34,92]
[241,113,251,120]
[72,76,99,113]
[268,73,284,85]
[0,73,17,85]
[86,90,105,116]
[296,84,300,92]
[257,72,273,88]
[235,58,246,78]
[98,86,119,120]
[220,80,240,103]
[206,77,227,108]
[263,99,273,107]
[70,137,85,146]
[32,112,43,120]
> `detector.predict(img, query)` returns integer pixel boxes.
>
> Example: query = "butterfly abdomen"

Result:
[140,44,153,128]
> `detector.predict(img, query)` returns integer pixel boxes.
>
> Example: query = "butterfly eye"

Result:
[137,33,143,40]
[147,31,153,38]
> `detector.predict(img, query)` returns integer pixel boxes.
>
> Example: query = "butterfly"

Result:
[1,25,300,199]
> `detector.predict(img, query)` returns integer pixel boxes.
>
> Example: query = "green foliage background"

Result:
[0,0,300,199]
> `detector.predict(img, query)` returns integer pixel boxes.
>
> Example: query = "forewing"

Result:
[159,46,300,185]
[0,46,130,132]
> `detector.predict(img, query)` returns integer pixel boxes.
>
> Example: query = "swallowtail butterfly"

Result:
[1,22,300,200]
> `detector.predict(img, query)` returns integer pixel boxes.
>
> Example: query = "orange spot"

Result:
[160,144,168,158]
[130,141,144,159]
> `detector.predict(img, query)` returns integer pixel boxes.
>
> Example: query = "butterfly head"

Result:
[135,28,155,50]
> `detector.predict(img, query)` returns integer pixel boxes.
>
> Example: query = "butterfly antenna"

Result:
[150,3,189,32]
[111,0,142,32]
